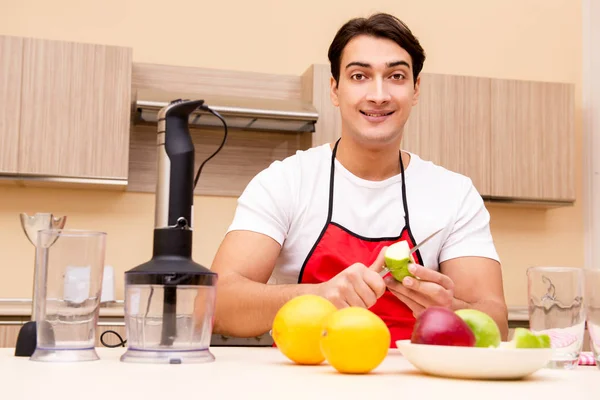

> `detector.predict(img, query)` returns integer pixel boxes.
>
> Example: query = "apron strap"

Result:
[330,139,410,229]
[327,139,341,224]
[399,151,410,228]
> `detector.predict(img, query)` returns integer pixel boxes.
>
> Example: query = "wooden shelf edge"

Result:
[483,196,575,209]
[0,174,128,191]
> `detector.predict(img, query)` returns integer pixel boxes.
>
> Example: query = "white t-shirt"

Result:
[227,143,500,284]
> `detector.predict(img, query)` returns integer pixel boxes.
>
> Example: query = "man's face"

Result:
[331,34,420,148]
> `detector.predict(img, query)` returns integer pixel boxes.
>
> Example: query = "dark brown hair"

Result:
[328,13,426,87]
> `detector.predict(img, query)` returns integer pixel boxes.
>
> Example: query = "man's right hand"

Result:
[316,247,388,308]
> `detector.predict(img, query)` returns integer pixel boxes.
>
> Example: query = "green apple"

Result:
[455,309,501,348]
[384,241,415,281]
[511,327,551,349]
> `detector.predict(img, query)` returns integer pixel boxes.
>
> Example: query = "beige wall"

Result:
[0,0,583,306]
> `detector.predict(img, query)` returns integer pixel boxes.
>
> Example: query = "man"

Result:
[210,13,508,345]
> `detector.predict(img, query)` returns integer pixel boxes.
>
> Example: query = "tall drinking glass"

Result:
[527,266,585,369]
[30,229,107,362]
[584,268,600,369]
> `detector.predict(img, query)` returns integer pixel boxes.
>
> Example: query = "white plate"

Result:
[395,340,553,380]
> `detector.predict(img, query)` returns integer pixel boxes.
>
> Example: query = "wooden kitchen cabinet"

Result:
[0,324,22,348]
[301,68,494,196]
[302,65,576,204]
[17,37,133,180]
[0,36,133,184]
[0,36,23,174]
[301,64,341,148]
[403,74,492,195]
[491,79,575,202]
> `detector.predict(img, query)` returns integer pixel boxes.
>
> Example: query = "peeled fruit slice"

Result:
[411,306,476,347]
[320,307,391,374]
[384,241,415,281]
[272,294,337,365]
[511,327,551,349]
[455,309,501,348]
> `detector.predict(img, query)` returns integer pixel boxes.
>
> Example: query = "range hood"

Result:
[133,89,318,133]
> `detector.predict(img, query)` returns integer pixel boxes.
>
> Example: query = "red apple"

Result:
[411,306,476,347]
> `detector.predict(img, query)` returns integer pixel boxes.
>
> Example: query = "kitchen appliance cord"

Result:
[100,330,127,348]
[193,105,229,190]
[100,104,228,349]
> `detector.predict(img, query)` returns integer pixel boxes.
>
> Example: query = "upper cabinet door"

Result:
[491,79,575,201]
[18,38,132,179]
[403,74,492,196]
[301,64,341,148]
[0,36,23,174]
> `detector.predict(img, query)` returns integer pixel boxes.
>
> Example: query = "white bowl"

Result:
[396,340,553,380]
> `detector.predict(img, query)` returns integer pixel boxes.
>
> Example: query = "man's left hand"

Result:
[384,264,454,317]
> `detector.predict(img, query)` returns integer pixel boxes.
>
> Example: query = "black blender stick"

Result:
[122,97,220,363]
[157,99,204,347]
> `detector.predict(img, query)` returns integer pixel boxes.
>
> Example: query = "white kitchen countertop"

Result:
[0,347,597,399]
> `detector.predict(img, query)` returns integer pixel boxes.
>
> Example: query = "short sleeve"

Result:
[439,179,500,264]
[226,160,295,245]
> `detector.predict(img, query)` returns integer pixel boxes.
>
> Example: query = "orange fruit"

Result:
[271,294,337,365]
[320,307,390,374]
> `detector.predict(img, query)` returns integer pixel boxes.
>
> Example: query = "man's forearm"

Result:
[452,298,509,341]
[213,274,320,337]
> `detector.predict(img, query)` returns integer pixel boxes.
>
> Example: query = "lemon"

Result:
[320,307,390,374]
[271,294,337,365]
[455,309,501,348]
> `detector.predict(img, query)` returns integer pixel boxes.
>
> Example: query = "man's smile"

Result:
[360,110,395,121]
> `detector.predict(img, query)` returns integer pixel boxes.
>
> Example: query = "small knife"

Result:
[379,228,444,277]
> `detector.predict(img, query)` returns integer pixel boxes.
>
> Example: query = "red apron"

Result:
[298,139,423,348]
